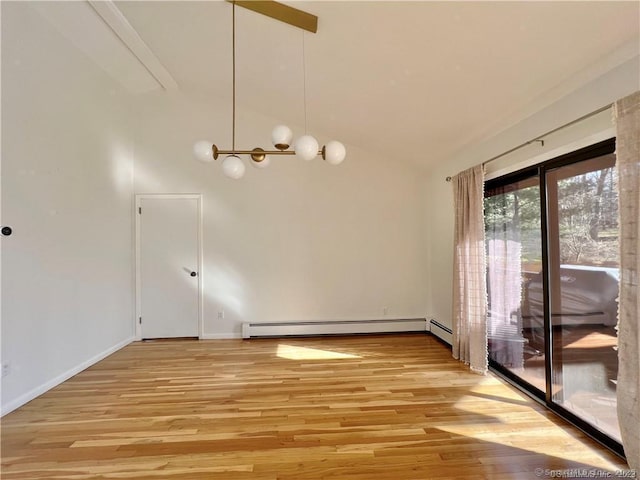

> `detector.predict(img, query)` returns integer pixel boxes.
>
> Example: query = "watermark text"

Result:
[534,468,637,478]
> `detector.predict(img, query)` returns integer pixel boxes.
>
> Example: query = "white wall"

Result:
[426,53,640,337]
[133,91,429,337]
[4,0,631,415]
[0,1,429,412]
[0,3,135,414]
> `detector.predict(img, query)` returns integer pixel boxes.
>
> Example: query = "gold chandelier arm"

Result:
[212,144,325,161]
[215,149,296,156]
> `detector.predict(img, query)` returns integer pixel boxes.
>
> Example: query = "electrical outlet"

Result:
[217,310,225,319]
[383,307,388,316]
[2,362,10,378]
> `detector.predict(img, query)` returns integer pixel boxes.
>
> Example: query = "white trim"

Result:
[197,197,204,340]
[135,196,141,339]
[1,336,135,417]
[201,333,243,340]
[87,0,178,90]
[135,194,204,340]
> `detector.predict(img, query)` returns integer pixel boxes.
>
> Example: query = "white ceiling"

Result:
[39,1,640,169]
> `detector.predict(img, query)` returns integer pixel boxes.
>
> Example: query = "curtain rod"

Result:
[445,103,613,182]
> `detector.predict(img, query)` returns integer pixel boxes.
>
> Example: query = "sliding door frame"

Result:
[486,138,623,458]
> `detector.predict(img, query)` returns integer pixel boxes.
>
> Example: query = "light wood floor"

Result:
[0,334,629,480]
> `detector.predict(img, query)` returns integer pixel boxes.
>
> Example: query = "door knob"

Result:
[1,226,12,236]
[190,271,197,277]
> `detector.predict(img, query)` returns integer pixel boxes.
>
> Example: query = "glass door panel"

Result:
[485,175,545,393]
[546,153,620,441]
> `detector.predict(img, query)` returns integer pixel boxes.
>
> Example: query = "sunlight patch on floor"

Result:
[440,393,620,471]
[436,422,617,468]
[564,332,617,349]
[276,344,361,360]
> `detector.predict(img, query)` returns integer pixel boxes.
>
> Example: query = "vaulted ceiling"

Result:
[32,1,640,169]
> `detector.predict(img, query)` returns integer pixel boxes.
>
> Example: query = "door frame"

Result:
[135,194,203,341]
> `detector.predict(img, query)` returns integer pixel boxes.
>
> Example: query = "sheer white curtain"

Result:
[486,233,524,369]
[452,165,488,374]
[614,91,639,471]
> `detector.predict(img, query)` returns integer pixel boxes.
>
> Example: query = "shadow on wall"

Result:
[203,259,248,318]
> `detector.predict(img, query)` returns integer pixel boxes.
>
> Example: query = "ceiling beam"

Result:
[231,1,318,33]
[88,0,178,90]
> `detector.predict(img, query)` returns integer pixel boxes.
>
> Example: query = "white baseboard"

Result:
[1,336,135,417]
[200,333,242,340]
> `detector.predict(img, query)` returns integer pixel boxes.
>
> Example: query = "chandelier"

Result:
[193,1,346,179]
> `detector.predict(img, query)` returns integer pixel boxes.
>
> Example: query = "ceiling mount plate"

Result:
[230,1,318,33]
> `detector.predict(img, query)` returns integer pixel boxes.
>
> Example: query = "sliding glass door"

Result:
[485,139,621,453]
[485,174,545,393]
[546,152,619,441]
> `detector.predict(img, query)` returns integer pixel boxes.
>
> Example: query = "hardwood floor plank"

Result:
[0,334,629,479]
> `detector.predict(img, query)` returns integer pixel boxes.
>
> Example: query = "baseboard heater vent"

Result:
[242,318,427,339]
[429,319,453,345]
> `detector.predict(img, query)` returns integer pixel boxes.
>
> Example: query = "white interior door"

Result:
[137,195,201,339]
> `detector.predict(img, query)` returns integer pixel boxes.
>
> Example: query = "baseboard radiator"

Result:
[429,319,453,345]
[242,318,427,339]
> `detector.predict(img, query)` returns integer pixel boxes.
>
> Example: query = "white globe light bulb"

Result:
[221,155,245,179]
[323,141,346,165]
[294,135,319,161]
[193,140,214,163]
[271,125,293,150]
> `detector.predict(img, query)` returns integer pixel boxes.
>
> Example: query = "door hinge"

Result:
[138,207,142,214]
[139,316,142,324]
